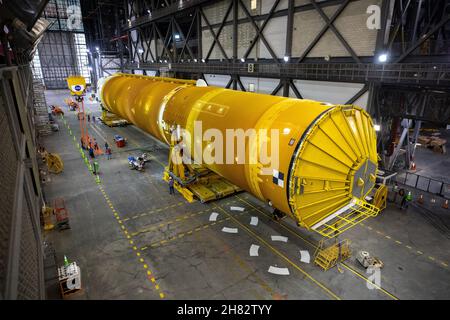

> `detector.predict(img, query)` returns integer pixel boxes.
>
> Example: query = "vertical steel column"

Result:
[389,118,410,170]
[232,0,238,61]
[374,0,393,60]
[411,93,427,159]
[197,9,202,61]
[285,0,294,60]
[97,0,105,50]
[171,17,177,62]
[411,0,423,43]
[282,78,289,97]
[114,4,125,72]
[232,0,238,90]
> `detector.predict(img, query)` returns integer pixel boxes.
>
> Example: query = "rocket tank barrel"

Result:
[100,73,378,231]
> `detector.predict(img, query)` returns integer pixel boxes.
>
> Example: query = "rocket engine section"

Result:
[100,73,379,235]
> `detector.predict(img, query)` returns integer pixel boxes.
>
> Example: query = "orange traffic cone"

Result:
[418,194,424,204]
[410,162,416,170]
[443,199,449,209]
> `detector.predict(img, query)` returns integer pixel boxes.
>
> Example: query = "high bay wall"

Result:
[118,0,449,121]
[200,0,379,60]
[199,0,377,107]
[36,0,91,89]
[124,0,381,108]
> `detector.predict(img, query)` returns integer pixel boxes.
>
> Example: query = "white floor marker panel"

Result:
[250,216,258,226]
[249,244,260,257]
[271,235,288,242]
[268,266,290,275]
[209,212,219,221]
[299,250,311,263]
[222,227,238,234]
[230,206,245,212]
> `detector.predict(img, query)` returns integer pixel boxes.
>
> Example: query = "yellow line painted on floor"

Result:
[140,215,237,251]
[62,113,166,299]
[215,205,341,301]
[130,209,211,236]
[361,222,448,272]
[235,196,399,300]
[123,202,185,221]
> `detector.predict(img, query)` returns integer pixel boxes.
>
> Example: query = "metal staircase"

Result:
[314,238,352,271]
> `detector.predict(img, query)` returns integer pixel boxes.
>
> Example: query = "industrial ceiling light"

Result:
[240,57,245,62]
[283,56,289,62]
[164,59,167,63]
[95,47,99,51]
[202,59,205,63]
[378,53,388,63]
[194,58,197,62]
[374,124,381,131]
[138,48,144,54]
[174,34,180,40]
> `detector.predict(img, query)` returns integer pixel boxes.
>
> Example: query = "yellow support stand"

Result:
[314,238,351,271]
[101,108,129,127]
[43,152,64,174]
[373,184,388,210]
[42,206,55,231]
[163,138,241,203]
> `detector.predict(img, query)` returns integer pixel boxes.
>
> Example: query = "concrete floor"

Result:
[41,90,450,300]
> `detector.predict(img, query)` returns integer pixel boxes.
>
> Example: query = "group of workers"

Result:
[87,114,96,123]
[81,136,112,161]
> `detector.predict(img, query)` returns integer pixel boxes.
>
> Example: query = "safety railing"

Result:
[395,172,450,200]
[125,62,450,86]
[122,0,209,30]
[313,198,380,239]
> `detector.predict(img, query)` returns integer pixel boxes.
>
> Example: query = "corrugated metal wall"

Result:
[0,66,45,300]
